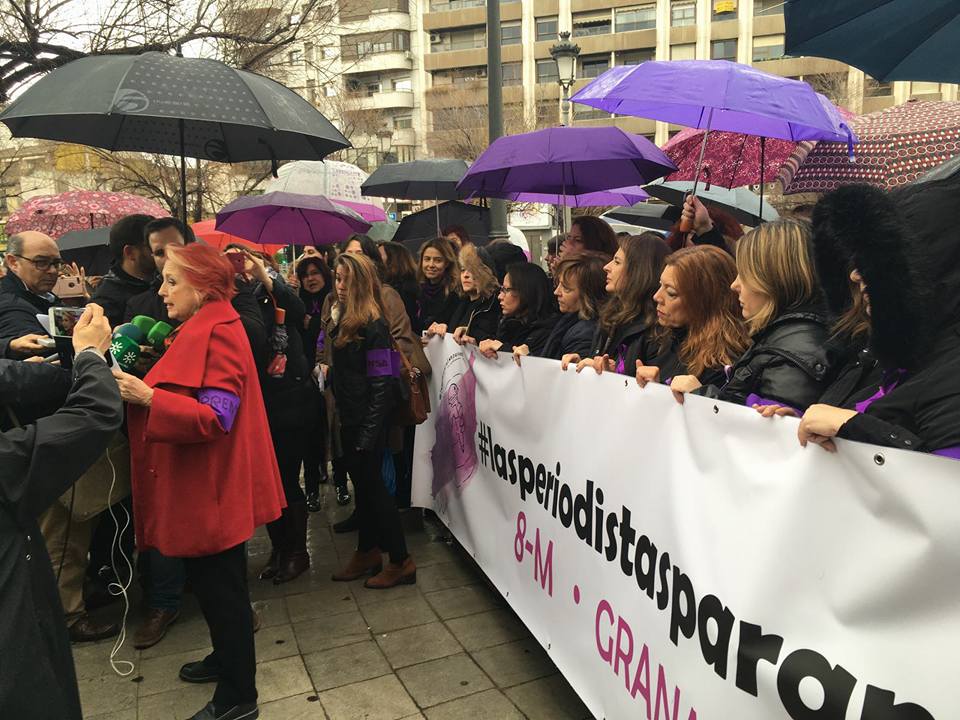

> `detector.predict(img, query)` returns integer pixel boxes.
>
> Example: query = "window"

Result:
[323,46,337,59]
[536,59,559,84]
[502,62,522,86]
[864,76,893,97]
[671,1,696,27]
[574,106,610,121]
[754,0,783,16]
[289,49,303,64]
[431,25,486,51]
[392,77,413,92]
[711,39,737,61]
[752,35,785,62]
[617,49,655,65]
[432,66,487,86]
[671,43,696,60]
[394,115,413,129]
[430,0,483,9]
[365,79,382,96]
[580,54,610,79]
[616,5,656,33]
[536,16,558,42]
[341,31,410,58]
[305,78,316,103]
[712,0,737,21]
[572,11,611,38]
[501,20,521,46]
[324,83,337,97]
[537,100,558,125]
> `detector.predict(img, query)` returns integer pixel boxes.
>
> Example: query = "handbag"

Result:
[390,340,431,426]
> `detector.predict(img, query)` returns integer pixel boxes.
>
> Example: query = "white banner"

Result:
[412,337,960,720]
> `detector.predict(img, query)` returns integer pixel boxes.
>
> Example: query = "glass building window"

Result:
[502,62,522,86]
[501,21,521,46]
[572,11,611,37]
[580,54,611,79]
[671,43,696,60]
[617,49,655,65]
[754,0,784,16]
[712,0,738,21]
[752,35,785,62]
[671,1,696,27]
[616,5,656,32]
[536,59,560,84]
[711,39,737,61]
[536,16,558,42]
[430,26,486,52]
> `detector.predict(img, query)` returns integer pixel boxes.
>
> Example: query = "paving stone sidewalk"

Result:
[75,485,594,720]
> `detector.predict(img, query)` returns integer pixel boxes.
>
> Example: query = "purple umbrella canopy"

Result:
[571,60,857,145]
[457,127,676,199]
[215,191,370,246]
[504,186,649,207]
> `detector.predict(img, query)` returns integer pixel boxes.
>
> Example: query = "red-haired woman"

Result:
[114,243,284,720]
[635,245,750,389]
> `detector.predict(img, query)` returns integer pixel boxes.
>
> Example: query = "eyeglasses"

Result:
[13,255,65,271]
[498,286,518,296]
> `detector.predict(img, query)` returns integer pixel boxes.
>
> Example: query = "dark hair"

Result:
[600,232,671,335]
[109,213,154,262]
[145,217,195,245]
[553,251,609,321]
[547,235,562,255]
[571,216,618,257]
[296,255,333,287]
[417,236,460,295]
[441,225,471,247]
[380,241,418,290]
[503,262,556,320]
[341,233,385,278]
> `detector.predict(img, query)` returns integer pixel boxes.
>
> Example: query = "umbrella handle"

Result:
[680,110,713,234]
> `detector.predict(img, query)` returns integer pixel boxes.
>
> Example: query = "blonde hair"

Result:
[458,244,498,299]
[333,253,384,347]
[735,219,818,335]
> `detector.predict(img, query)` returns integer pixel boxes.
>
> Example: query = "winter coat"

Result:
[417,282,459,332]
[837,323,960,457]
[123,277,168,325]
[0,351,122,720]
[699,306,831,411]
[126,300,284,558]
[298,286,330,366]
[644,328,728,388]
[382,284,431,377]
[590,315,651,375]
[91,265,152,328]
[497,313,559,357]
[448,293,501,343]
[818,336,883,409]
[540,314,597,360]
[330,318,396,451]
[0,273,58,359]
[0,359,72,429]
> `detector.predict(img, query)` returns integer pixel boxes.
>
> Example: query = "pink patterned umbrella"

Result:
[779,100,960,194]
[6,190,167,237]
[663,128,800,187]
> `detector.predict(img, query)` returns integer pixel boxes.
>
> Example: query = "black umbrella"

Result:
[57,227,112,275]
[393,201,490,253]
[0,52,351,222]
[361,159,469,200]
[601,203,681,231]
[915,153,960,185]
[785,0,960,83]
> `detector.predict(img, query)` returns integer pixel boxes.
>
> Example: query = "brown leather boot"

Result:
[133,608,180,649]
[331,548,383,581]
[274,502,310,584]
[364,556,416,589]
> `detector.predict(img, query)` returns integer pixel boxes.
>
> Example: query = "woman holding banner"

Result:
[435,245,500,345]
[479,262,558,359]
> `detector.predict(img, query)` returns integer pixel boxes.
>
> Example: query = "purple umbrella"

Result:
[504,186,649,207]
[457,127,676,200]
[215,191,371,246]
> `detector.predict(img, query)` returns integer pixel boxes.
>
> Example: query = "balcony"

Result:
[344,51,413,75]
[425,81,523,110]
[339,0,409,22]
[348,90,416,111]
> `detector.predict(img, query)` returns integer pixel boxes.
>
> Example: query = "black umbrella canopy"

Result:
[393,201,490,252]
[0,52,350,162]
[602,203,681,231]
[57,227,111,275]
[915,153,960,185]
[361,159,469,201]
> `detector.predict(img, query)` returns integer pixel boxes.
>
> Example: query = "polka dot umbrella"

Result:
[778,100,960,194]
[5,190,167,237]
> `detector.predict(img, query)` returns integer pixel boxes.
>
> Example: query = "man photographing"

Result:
[0,303,123,720]
[0,230,63,358]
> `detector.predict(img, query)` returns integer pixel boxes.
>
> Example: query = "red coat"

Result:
[127,300,284,558]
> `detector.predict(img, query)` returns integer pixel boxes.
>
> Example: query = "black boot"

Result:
[258,515,286,580]
[274,502,310,584]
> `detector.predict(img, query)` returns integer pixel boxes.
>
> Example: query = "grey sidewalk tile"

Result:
[254,623,300,662]
[77,672,138,718]
[376,621,463,669]
[85,710,137,720]
[286,587,358,623]
[472,637,555,688]
[415,561,478,593]
[423,584,503,621]
[72,638,137,681]
[350,579,423,607]
[303,638,392,692]
[396,653,493,708]
[360,594,439,634]
[407,540,459,568]
[256,655,314,704]
[445,609,530,652]
[505,674,593,720]
[253,597,290,628]
[424,688,526,720]
[137,649,212,698]
[293,609,371,654]
[318,674,419,720]
[135,682,213,720]
[259,692,327,719]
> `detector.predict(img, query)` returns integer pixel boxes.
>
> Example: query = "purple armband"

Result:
[316,330,326,354]
[366,349,394,377]
[744,393,800,415]
[197,388,240,432]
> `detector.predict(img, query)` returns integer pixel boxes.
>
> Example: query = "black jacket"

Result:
[91,265,153,328]
[330,318,395,451]
[498,313,559,357]
[417,283,459,332]
[0,273,59,359]
[540,314,597,360]
[0,360,72,429]
[298,286,330,366]
[123,278,168,325]
[838,324,960,455]
[590,315,651,375]
[818,336,883,409]
[0,351,122,720]
[700,307,831,411]
[644,328,728,388]
[449,293,501,342]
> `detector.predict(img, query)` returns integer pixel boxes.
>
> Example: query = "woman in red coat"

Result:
[116,243,283,720]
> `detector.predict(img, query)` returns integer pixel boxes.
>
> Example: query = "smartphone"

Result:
[48,306,86,337]
[227,252,247,274]
[53,275,85,298]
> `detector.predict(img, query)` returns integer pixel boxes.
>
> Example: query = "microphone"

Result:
[109,333,141,371]
[130,315,173,349]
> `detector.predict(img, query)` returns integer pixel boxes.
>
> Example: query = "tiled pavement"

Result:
[75,486,594,720]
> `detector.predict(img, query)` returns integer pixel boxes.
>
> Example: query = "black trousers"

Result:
[184,543,257,707]
[272,423,306,505]
[341,427,408,565]
[302,384,328,495]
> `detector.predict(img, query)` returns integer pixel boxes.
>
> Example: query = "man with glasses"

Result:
[0,231,63,359]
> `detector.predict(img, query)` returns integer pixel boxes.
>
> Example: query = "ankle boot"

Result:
[274,502,310,584]
[331,548,383,581]
[365,556,416,589]
[258,516,286,580]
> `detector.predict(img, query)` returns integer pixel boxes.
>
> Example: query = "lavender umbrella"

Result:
[215,191,371,246]
[458,127,676,199]
[505,186,649,207]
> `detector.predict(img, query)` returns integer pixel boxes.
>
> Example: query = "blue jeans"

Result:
[146,549,185,612]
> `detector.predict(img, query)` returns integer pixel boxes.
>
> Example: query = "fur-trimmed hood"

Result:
[811,182,943,371]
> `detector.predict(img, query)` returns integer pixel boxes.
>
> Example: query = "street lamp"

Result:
[550,31,581,127]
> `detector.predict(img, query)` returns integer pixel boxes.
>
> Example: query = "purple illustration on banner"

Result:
[431,352,479,499]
